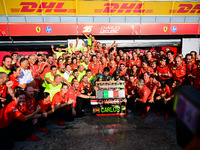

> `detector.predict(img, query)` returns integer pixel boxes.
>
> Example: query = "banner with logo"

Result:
[91,81,127,116]
[0,0,200,16]
[0,23,199,36]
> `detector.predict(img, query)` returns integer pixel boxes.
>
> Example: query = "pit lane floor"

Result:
[14,111,182,150]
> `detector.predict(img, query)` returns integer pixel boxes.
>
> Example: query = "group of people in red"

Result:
[0,33,200,150]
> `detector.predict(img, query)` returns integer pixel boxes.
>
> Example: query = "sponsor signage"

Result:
[0,23,199,36]
[0,1,200,16]
[92,105,126,114]
[91,81,126,116]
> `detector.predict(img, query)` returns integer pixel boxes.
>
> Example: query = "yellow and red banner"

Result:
[0,23,199,36]
[0,0,200,16]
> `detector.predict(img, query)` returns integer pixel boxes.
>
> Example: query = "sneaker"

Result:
[37,127,48,133]
[26,134,40,142]
[156,112,161,116]
[140,113,148,119]
[164,114,169,120]
[55,120,65,126]
[146,106,150,112]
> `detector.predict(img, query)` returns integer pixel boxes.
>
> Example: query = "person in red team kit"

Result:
[129,51,141,69]
[51,84,74,126]
[67,79,95,118]
[70,57,78,71]
[156,56,172,85]
[0,90,41,150]
[171,56,186,83]
[99,57,108,73]
[143,72,157,103]
[9,66,26,90]
[78,75,92,95]
[185,53,197,84]
[191,60,200,89]
[0,72,15,108]
[129,65,139,78]
[138,60,154,78]
[88,55,100,76]
[146,51,157,67]
[119,63,127,77]
[39,54,55,80]
[190,51,197,64]
[115,55,125,68]
[125,75,138,110]
[154,80,171,119]
[109,60,117,76]
[135,79,151,119]
[167,51,175,69]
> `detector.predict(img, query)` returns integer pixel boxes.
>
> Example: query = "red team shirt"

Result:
[29,64,40,89]
[138,67,154,77]
[171,64,186,82]
[156,65,172,80]
[109,66,117,76]
[88,62,100,75]
[129,58,141,68]
[0,84,7,98]
[52,91,68,106]
[0,101,25,128]
[78,81,92,93]
[185,62,197,75]
[156,85,171,97]
[9,74,19,90]
[66,87,81,109]
[39,63,51,79]
[137,85,151,103]
[192,68,200,89]
[125,79,137,95]
[147,58,157,66]
[25,98,36,114]
[38,99,52,112]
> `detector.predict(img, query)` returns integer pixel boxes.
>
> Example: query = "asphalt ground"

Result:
[13,110,183,150]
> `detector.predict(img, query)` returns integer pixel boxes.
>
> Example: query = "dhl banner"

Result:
[0,23,199,36]
[0,0,199,16]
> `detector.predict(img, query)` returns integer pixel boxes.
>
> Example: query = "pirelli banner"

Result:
[91,81,127,116]
[0,0,200,16]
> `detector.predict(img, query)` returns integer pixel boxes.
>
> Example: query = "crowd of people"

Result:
[0,33,200,149]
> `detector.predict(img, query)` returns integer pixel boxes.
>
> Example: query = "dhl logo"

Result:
[99,3,200,14]
[172,4,200,13]
[9,2,200,15]
[100,3,148,13]
[11,2,76,13]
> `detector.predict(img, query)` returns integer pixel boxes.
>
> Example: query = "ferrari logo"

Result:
[36,27,41,33]
[163,26,168,32]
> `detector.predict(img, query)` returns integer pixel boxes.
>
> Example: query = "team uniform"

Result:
[171,64,186,83]
[52,91,74,121]
[9,74,20,90]
[0,67,10,75]
[129,58,141,68]
[88,62,100,75]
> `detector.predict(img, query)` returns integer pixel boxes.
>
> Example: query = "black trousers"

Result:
[54,108,74,122]
[154,96,173,114]
[135,101,152,114]
[11,119,34,141]
[154,98,164,113]
[37,117,49,128]
[0,126,13,150]
[76,97,91,111]
[126,95,136,110]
